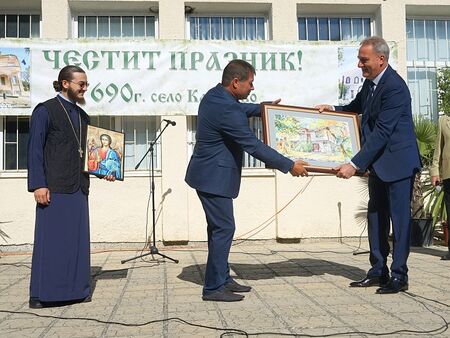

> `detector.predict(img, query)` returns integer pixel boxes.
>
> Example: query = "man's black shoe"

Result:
[376,277,408,294]
[225,279,251,293]
[349,275,389,288]
[441,252,450,260]
[29,297,43,309]
[202,289,244,302]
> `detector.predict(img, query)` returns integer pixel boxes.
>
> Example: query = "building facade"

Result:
[1,0,450,247]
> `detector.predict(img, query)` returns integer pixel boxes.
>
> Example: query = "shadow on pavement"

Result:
[91,266,129,295]
[410,246,448,258]
[177,258,366,286]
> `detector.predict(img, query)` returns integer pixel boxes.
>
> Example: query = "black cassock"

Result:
[28,98,91,302]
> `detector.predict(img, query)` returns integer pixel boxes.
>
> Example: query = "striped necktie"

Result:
[361,81,375,143]
[367,80,375,102]
[364,81,375,114]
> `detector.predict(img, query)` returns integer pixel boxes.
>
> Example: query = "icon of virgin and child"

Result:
[87,133,122,180]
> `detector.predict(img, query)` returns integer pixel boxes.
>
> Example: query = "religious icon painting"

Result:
[83,125,125,181]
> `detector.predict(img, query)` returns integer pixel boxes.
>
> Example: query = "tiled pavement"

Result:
[1,240,450,337]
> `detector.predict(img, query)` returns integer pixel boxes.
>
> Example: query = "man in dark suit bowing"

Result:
[185,59,308,302]
[316,36,421,294]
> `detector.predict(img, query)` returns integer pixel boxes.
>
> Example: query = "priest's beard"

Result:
[67,87,86,105]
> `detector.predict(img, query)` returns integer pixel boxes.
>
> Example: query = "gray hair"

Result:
[360,36,390,61]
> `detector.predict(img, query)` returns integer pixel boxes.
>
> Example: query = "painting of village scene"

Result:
[263,105,360,173]
[0,48,31,108]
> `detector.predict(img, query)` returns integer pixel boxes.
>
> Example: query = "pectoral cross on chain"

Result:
[78,148,84,158]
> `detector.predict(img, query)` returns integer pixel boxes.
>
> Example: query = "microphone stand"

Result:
[121,121,179,264]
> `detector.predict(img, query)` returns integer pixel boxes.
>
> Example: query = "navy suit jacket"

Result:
[185,84,293,198]
[337,65,421,182]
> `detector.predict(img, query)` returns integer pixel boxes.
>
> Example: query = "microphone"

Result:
[163,119,176,126]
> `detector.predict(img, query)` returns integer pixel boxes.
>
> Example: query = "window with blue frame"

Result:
[77,15,160,172]
[89,116,161,171]
[189,16,265,40]
[187,116,264,168]
[1,14,39,171]
[406,19,450,120]
[77,16,156,38]
[187,15,267,168]
[298,17,371,41]
[0,14,40,38]
[3,116,29,170]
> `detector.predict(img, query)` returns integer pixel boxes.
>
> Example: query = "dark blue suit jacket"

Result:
[185,84,293,198]
[337,65,421,182]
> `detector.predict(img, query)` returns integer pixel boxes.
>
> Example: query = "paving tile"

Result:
[1,240,450,337]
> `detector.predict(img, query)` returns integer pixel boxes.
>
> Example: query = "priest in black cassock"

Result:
[27,65,113,309]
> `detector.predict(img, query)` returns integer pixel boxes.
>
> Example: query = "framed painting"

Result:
[261,104,361,174]
[83,125,125,181]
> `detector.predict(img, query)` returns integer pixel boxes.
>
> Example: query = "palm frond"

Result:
[413,115,437,168]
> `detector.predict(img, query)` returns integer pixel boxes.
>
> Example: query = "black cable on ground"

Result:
[1,289,449,338]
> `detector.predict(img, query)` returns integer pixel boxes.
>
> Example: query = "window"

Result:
[122,116,160,171]
[298,17,371,41]
[243,118,264,168]
[89,116,114,131]
[187,14,267,168]
[407,67,438,120]
[0,14,40,38]
[3,116,29,170]
[406,19,450,119]
[77,16,156,38]
[90,116,161,171]
[1,14,38,171]
[187,116,264,169]
[407,19,450,62]
[77,15,159,173]
[0,115,159,173]
[187,116,197,160]
[189,16,266,40]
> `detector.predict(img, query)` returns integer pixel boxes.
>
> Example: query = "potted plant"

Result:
[353,68,450,247]
[428,67,450,247]
[353,116,438,246]
[410,115,437,246]
[424,182,446,239]
[410,67,450,246]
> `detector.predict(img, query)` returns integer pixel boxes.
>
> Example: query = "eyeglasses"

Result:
[69,81,90,88]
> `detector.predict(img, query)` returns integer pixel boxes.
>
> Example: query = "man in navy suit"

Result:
[185,59,308,302]
[317,36,421,294]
